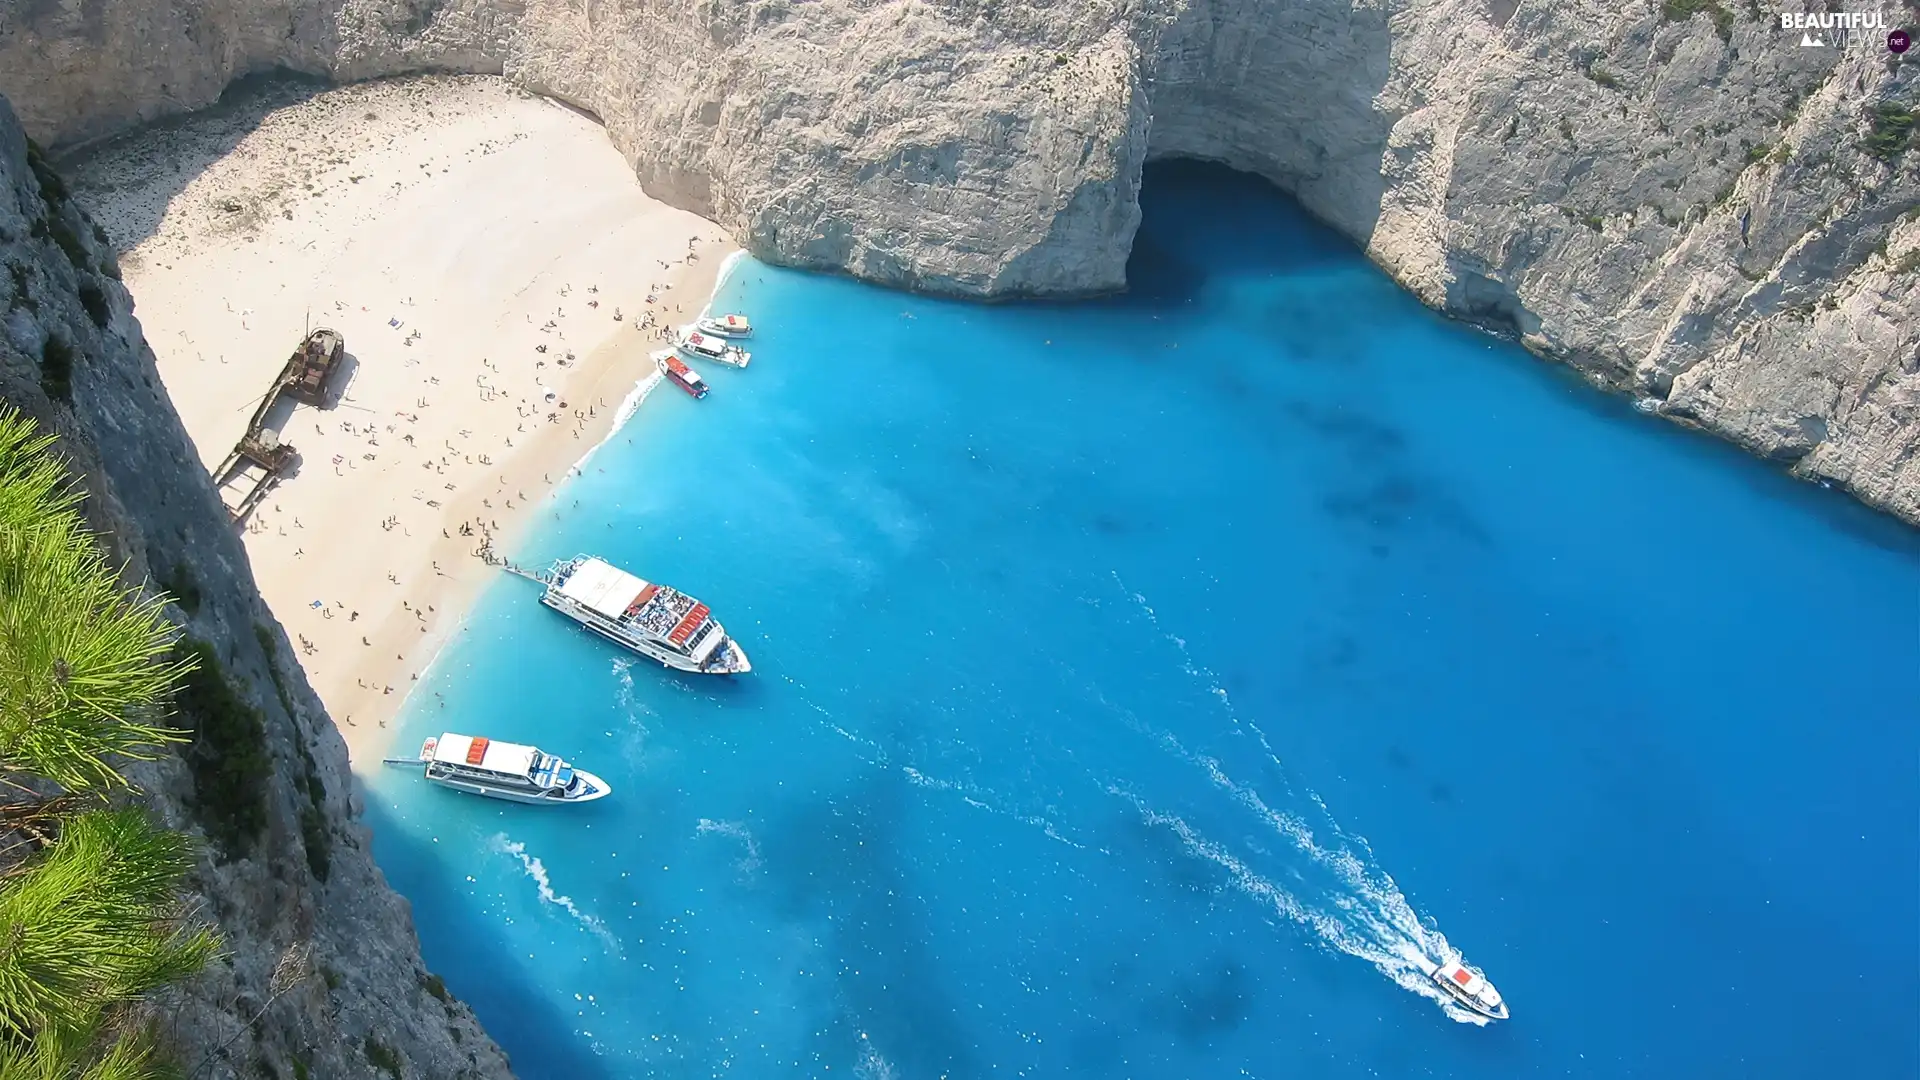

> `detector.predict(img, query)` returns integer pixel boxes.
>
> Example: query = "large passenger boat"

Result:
[535,555,751,674]
[391,733,611,805]
[1421,956,1509,1021]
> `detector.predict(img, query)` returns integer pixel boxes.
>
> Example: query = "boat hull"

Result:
[427,767,612,805]
[666,374,708,398]
[677,343,749,368]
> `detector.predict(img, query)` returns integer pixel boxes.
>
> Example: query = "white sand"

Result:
[69,75,737,763]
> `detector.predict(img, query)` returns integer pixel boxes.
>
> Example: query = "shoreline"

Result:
[66,75,740,764]
[342,245,736,761]
[373,249,744,757]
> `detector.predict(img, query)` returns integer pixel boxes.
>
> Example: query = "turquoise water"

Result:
[367,162,1920,1078]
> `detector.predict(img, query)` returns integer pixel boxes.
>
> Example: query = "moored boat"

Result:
[392,733,611,805]
[536,555,752,674]
[694,313,753,338]
[654,349,710,398]
[1422,956,1508,1021]
[677,330,751,368]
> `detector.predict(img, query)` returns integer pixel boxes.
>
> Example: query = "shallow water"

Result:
[368,162,1920,1079]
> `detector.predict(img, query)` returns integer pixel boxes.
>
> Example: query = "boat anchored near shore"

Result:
[694,313,752,338]
[654,349,710,398]
[510,555,752,674]
[1421,955,1509,1021]
[385,733,611,805]
[677,329,751,368]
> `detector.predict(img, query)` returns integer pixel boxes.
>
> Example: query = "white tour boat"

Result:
[694,313,753,338]
[395,733,611,805]
[1422,956,1509,1021]
[677,329,751,368]
[536,555,752,674]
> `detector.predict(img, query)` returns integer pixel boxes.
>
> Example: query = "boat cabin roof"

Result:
[432,732,538,777]
[1442,963,1485,992]
[556,558,655,620]
[717,314,749,329]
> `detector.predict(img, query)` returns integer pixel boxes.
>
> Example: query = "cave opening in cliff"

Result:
[1122,159,1362,310]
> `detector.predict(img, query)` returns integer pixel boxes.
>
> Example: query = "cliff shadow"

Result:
[1107,159,1364,311]
[359,799,618,1080]
[52,70,331,254]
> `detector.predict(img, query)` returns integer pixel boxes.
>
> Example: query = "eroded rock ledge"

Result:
[2,0,1915,524]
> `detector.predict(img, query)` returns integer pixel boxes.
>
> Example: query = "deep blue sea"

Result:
[366,162,1920,1079]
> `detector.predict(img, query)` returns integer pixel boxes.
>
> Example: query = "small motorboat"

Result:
[677,330,750,368]
[654,349,709,399]
[694,313,752,338]
[387,733,612,805]
[1422,956,1508,1021]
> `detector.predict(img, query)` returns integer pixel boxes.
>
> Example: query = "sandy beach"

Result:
[66,75,737,763]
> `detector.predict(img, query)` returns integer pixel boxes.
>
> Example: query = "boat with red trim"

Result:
[654,349,709,398]
[677,329,750,368]
[534,555,750,674]
[384,733,611,805]
[1421,955,1508,1021]
[694,313,753,338]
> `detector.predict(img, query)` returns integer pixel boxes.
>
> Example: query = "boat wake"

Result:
[852,1035,898,1080]
[1104,576,1489,1024]
[695,818,765,879]
[901,767,1090,852]
[783,674,1095,854]
[492,834,624,957]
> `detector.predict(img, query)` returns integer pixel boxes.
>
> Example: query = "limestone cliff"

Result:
[1,2,1914,520]
[0,96,513,1080]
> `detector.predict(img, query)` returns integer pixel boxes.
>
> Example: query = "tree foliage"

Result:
[0,410,192,792]
[0,406,219,1076]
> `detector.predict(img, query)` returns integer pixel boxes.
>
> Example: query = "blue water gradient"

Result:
[367,162,1920,1079]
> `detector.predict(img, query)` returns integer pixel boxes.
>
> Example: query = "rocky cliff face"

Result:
[1,3,1914,513]
[0,96,513,1080]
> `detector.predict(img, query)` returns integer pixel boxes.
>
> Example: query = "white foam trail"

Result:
[695,818,764,877]
[901,766,1089,851]
[1107,573,1487,1023]
[853,1035,898,1080]
[492,834,623,956]
[1109,785,1381,958]
[787,682,1090,853]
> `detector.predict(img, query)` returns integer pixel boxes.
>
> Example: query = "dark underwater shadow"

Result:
[1410,301,1920,561]
[360,799,617,1080]
[1096,160,1920,558]
[54,70,331,254]
[754,764,982,1078]
[1084,160,1365,314]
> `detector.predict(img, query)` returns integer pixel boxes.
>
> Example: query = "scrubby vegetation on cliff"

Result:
[0,406,219,1078]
